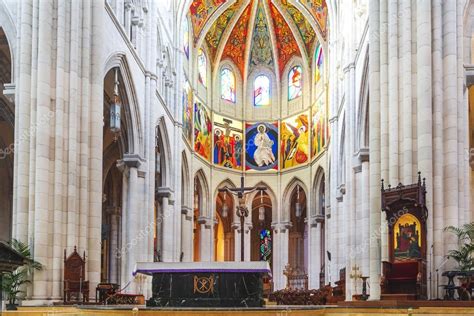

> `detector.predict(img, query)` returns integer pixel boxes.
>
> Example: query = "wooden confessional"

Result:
[380,172,428,300]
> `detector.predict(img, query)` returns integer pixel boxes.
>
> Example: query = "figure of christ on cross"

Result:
[218,176,267,261]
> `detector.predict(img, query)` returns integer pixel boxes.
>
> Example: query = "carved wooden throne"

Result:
[380,172,428,300]
[63,246,89,303]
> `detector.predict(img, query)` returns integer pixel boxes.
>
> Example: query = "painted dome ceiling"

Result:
[189,0,328,79]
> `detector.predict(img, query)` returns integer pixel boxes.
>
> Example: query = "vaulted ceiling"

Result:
[188,0,328,79]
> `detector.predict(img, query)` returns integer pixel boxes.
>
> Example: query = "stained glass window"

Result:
[198,49,207,87]
[259,229,272,262]
[314,44,324,84]
[288,66,303,100]
[183,17,189,59]
[254,75,270,107]
[220,68,236,103]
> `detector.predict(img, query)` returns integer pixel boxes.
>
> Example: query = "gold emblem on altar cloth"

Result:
[193,275,214,294]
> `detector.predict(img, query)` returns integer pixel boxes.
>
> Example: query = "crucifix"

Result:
[219,176,267,261]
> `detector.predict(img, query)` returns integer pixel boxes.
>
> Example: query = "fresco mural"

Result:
[194,100,212,161]
[189,0,226,42]
[277,0,317,59]
[222,4,251,78]
[205,1,242,62]
[311,96,326,158]
[249,1,274,70]
[245,122,278,171]
[269,2,301,77]
[213,114,243,170]
[182,80,193,144]
[299,0,328,39]
[281,112,309,169]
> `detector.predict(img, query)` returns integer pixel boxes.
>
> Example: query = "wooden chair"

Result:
[330,267,346,301]
[283,264,308,290]
[381,259,426,299]
[63,246,89,303]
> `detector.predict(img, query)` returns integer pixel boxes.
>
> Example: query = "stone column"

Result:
[309,217,322,289]
[199,217,213,261]
[157,187,174,262]
[118,154,142,293]
[368,0,382,300]
[181,206,193,262]
[108,207,121,284]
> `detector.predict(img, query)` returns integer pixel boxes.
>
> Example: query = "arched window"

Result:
[288,66,303,100]
[183,17,189,59]
[254,75,270,107]
[314,44,324,85]
[198,49,207,87]
[220,68,236,103]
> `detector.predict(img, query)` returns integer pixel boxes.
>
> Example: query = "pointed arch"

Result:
[104,53,143,154]
[246,181,278,223]
[357,48,369,151]
[181,151,191,208]
[312,166,326,216]
[282,177,309,222]
[194,169,210,218]
[155,116,172,188]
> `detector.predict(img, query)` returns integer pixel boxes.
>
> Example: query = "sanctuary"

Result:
[1,0,474,313]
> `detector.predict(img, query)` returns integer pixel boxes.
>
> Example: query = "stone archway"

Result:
[285,181,308,274]
[214,179,237,262]
[101,67,136,284]
[0,27,13,242]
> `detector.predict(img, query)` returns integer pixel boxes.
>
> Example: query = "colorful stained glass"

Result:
[288,66,303,100]
[314,43,324,85]
[220,68,236,102]
[183,16,190,59]
[260,229,272,262]
[254,75,270,107]
[197,49,207,86]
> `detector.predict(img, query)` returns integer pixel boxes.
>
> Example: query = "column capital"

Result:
[2,83,15,103]
[181,205,192,216]
[155,186,173,198]
[465,64,474,87]
[121,153,144,168]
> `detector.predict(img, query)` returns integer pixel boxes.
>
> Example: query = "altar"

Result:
[133,261,271,307]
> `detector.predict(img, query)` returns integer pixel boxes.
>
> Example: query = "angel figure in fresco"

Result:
[254,124,275,167]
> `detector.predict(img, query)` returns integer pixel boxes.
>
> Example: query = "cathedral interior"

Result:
[1,0,474,313]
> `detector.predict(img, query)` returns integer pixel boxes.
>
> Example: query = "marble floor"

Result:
[3,306,474,316]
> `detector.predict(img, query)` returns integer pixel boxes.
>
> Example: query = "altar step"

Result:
[381,293,417,301]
